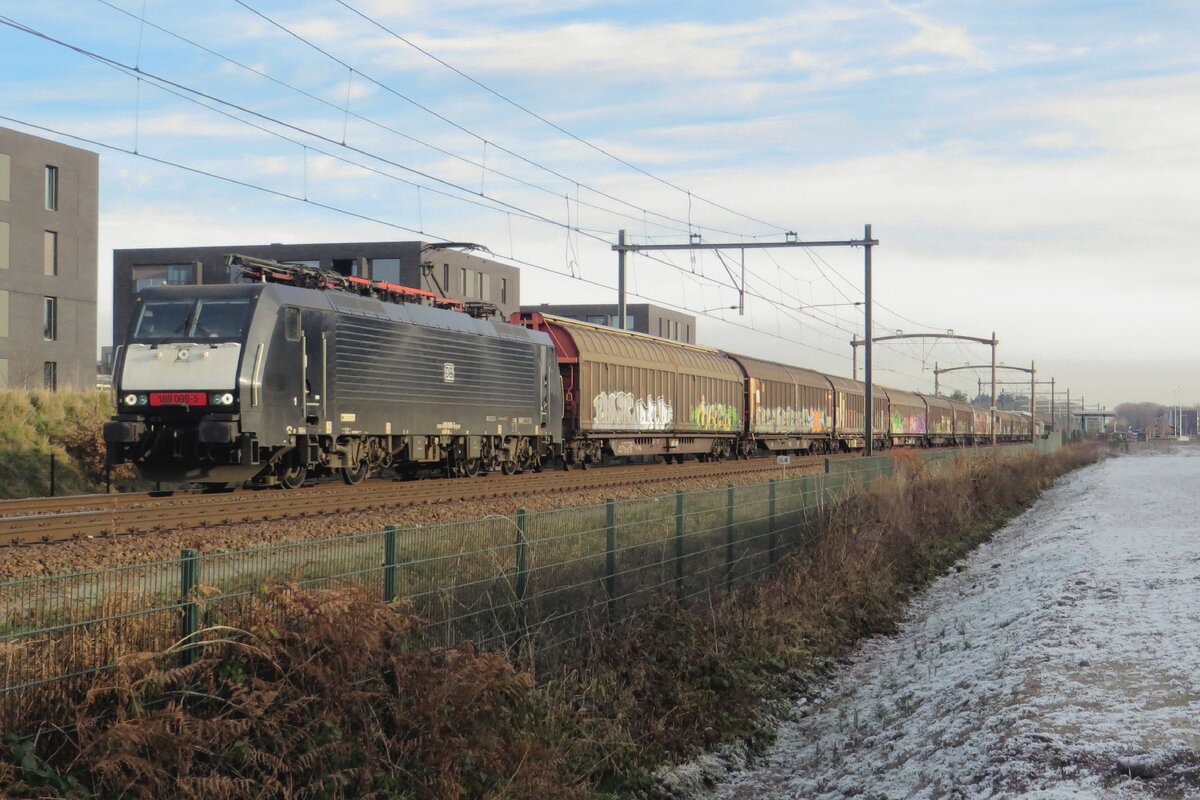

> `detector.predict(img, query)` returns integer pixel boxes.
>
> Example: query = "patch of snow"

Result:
[697,449,1200,799]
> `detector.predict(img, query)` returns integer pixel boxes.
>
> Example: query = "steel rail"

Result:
[0,456,830,547]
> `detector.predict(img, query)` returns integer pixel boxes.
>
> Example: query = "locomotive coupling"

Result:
[103,419,145,443]
[198,416,239,444]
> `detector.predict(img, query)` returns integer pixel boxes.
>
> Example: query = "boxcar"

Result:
[923,394,955,446]
[948,399,976,445]
[882,386,927,447]
[827,376,889,451]
[728,354,835,455]
[973,406,992,442]
[517,312,744,464]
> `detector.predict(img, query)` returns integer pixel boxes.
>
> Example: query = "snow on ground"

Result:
[699,446,1200,799]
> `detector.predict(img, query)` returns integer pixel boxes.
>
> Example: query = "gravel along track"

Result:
[687,446,1200,800]
[0,456,826,580]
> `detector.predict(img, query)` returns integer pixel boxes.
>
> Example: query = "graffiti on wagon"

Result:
[592,391,674,431]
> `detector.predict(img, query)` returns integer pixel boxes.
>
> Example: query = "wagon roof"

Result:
[724,353,832,390]
[881,386,924,405]
[540,315,741,378]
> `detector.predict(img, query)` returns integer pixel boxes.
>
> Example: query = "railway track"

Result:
[0,455,831,547]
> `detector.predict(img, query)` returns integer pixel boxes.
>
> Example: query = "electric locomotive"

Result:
[105,257,563,488]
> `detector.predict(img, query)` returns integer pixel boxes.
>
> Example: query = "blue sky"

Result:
[2,0,1198,406]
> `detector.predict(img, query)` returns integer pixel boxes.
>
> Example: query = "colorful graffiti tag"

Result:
[691,397,740,431]
[756,406,828,433]
[592,391,674,431]
[890,412,928,434]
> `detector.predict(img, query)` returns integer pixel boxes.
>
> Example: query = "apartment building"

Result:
[0,127,98,389]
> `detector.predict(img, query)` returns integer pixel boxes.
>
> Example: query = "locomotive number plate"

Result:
[150,392,207,407]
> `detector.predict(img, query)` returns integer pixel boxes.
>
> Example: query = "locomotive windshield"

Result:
[133,298,252,342]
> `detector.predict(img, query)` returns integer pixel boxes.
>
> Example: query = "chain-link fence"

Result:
[0,441,1050,716]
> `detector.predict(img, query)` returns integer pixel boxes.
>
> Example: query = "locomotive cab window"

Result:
[192,298,251,339]
[134,300,192,339]
[133,298,252,341]
[284,307,302,341]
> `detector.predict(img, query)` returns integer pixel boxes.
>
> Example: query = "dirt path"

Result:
[699,447,1200,799]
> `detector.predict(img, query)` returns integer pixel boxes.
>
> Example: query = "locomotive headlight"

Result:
[123,393,138,406]
[210,392,236,406]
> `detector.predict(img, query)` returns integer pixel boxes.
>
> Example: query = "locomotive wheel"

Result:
[463,458,482,478]
[341,461,369,485]
[501,460,518,476]
[278,463,307,490]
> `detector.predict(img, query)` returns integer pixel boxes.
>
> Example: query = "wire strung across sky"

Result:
[0,5,994,389]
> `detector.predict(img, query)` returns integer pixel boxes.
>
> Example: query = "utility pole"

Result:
[934,361,939,396]
[615,226,878,453]
[864,224,874,456]
[617,229,627,332]
[1030,360,1036,439]
[990,331,997,446]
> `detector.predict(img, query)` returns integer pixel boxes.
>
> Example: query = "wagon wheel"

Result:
[501,460,519,476]
[462,457,482,478]
[341,460,369,485]
[278,462,307,490]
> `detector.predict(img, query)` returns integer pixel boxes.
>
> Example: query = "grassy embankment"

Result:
[0,443,1100,799]
[0,389,141,499]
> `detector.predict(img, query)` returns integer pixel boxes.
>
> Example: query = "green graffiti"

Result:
[691,398,740,432]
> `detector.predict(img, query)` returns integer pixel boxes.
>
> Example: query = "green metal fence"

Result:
[0,442,1048,712]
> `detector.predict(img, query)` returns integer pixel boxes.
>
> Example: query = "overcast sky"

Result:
[2,0,1197,408]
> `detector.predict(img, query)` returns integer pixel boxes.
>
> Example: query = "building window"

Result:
[133,263,195,293]
[0,153,10,202]
[500,278,507,305]
[685,323,690,342]
[658,319,663,337]
[480,272,491,301]
[586,315,608,325]
[44,231,57,276]
[43,297,57,341]
[0,220,8,269]
[0,289,8,337]
[371,258,401,284]
[44,165,59,210]
[43,361,57,391]
[443,263,450,292]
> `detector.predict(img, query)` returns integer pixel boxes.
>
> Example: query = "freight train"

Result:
[104,256,1042,488]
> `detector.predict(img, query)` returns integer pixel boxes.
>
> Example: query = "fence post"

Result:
[180,548,200,666]
[605,498,616,626]
[725,484,735,590]
[383,524,398,602]
[515,508,528,637]
[768,479,777,564]
[49,454,56,497]
[674,489,685,600]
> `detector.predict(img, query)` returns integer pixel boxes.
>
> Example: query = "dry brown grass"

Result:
[0,389,139,499]
[0,443,1100,799]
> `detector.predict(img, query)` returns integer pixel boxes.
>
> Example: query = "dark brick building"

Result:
[520,303,696,343]
[112,241,520,344]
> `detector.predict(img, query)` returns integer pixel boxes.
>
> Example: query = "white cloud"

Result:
[1023,132,1080,150]
[884,1,985,63]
